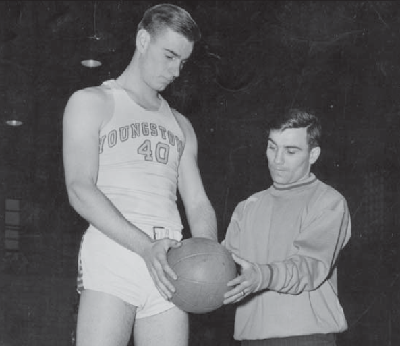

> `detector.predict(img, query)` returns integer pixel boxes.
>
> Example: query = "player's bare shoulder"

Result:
[170,107,198,158]
[171,107,196,139]
[64,84,114,129]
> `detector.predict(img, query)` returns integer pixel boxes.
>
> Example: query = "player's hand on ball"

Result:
[142,239,182,300]
[223,253,262,304]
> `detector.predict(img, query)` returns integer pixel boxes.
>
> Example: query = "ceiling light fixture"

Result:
[81,1,102,68]
[81,58,102,68]
[5,119,23,127]
[5,109,24,127]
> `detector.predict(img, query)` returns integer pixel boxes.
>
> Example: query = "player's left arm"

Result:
[174,110,218,241]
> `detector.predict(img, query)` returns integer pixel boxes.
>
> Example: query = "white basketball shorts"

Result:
[77,225,182,319]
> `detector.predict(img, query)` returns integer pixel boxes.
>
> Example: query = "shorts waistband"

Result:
[152,226,182,241]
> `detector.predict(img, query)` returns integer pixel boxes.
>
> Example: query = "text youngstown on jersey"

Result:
[98,122,185,164]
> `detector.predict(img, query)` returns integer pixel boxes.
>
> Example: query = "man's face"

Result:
[139,28,194,91]
[266,127,320,186]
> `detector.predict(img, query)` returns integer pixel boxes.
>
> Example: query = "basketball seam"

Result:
[170,252,226,265]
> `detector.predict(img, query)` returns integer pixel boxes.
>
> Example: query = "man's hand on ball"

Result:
[142,239,182,300]
[223,253,262,304]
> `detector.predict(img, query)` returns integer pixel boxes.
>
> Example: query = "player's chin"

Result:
[156,81,171,91]
[156,85,167,92]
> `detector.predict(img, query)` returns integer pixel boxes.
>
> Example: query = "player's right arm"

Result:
[62,87,179,299]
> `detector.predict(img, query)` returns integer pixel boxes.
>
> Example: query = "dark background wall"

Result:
[0,1,399,345]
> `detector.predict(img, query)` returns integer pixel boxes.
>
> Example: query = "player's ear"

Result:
[309,146,320,165]
[136,29,151,53]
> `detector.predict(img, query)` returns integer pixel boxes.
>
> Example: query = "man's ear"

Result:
[136,29,151,53]
[309,146,321,165]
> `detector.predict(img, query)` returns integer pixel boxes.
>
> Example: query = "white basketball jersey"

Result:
[94,80,185,236]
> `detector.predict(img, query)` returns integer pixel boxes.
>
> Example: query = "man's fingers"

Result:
[226,276,242,287]
[231,253,250,268]
[223,285,247,304]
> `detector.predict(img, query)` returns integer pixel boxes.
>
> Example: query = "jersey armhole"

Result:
[98,82,116,131]
[170,108,187,147]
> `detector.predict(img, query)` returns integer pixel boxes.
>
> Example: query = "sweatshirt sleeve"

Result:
[257,193,351,294]
[221,200,246,254]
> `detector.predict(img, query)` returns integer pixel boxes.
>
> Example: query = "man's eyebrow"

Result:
[267,138,302,150]
[165,48,180,58]
[164,48,189,63]
[285,145,302,150]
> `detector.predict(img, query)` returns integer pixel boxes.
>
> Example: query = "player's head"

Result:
[137,3,201,43]
[266,109,321,186]
[135,4,200,91]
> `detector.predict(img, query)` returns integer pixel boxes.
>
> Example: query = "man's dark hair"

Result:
[138,3,201,43]
[268,108,322,149]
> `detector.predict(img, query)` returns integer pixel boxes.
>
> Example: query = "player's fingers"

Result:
[157,248,178,281]
[169,240,182,249]
[154,258,176,293]
[148,265,170,300]
[162,260,178,281]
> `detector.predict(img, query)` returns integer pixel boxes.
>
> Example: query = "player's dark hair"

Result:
[138,3,201,43]
[268,108,321,149]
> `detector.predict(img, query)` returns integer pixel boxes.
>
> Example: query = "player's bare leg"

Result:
[133,306,188,346]
[76,290,136,346]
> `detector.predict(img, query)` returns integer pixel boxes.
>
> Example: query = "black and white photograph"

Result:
[0,1,399,345]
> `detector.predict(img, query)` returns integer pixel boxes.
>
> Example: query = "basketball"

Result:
[166,237,237,314]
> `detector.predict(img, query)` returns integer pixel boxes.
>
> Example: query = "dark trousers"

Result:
[241,333,336,346]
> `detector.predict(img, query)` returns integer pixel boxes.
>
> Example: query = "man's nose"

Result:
[274,150,284,164]
[169,61,181,78]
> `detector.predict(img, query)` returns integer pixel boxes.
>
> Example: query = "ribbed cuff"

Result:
[254,263,263,291]
[257,263,273,291]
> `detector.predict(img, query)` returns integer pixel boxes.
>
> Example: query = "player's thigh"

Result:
[76,289,136,346]
[133,306,188,346]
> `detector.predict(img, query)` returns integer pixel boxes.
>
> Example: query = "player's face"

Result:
[140,28,194,91]
[266,127,320,186]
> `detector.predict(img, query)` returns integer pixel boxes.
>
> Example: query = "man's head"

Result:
[137,4,201,44]
[135,4,200,91]
[266,109,321,186]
